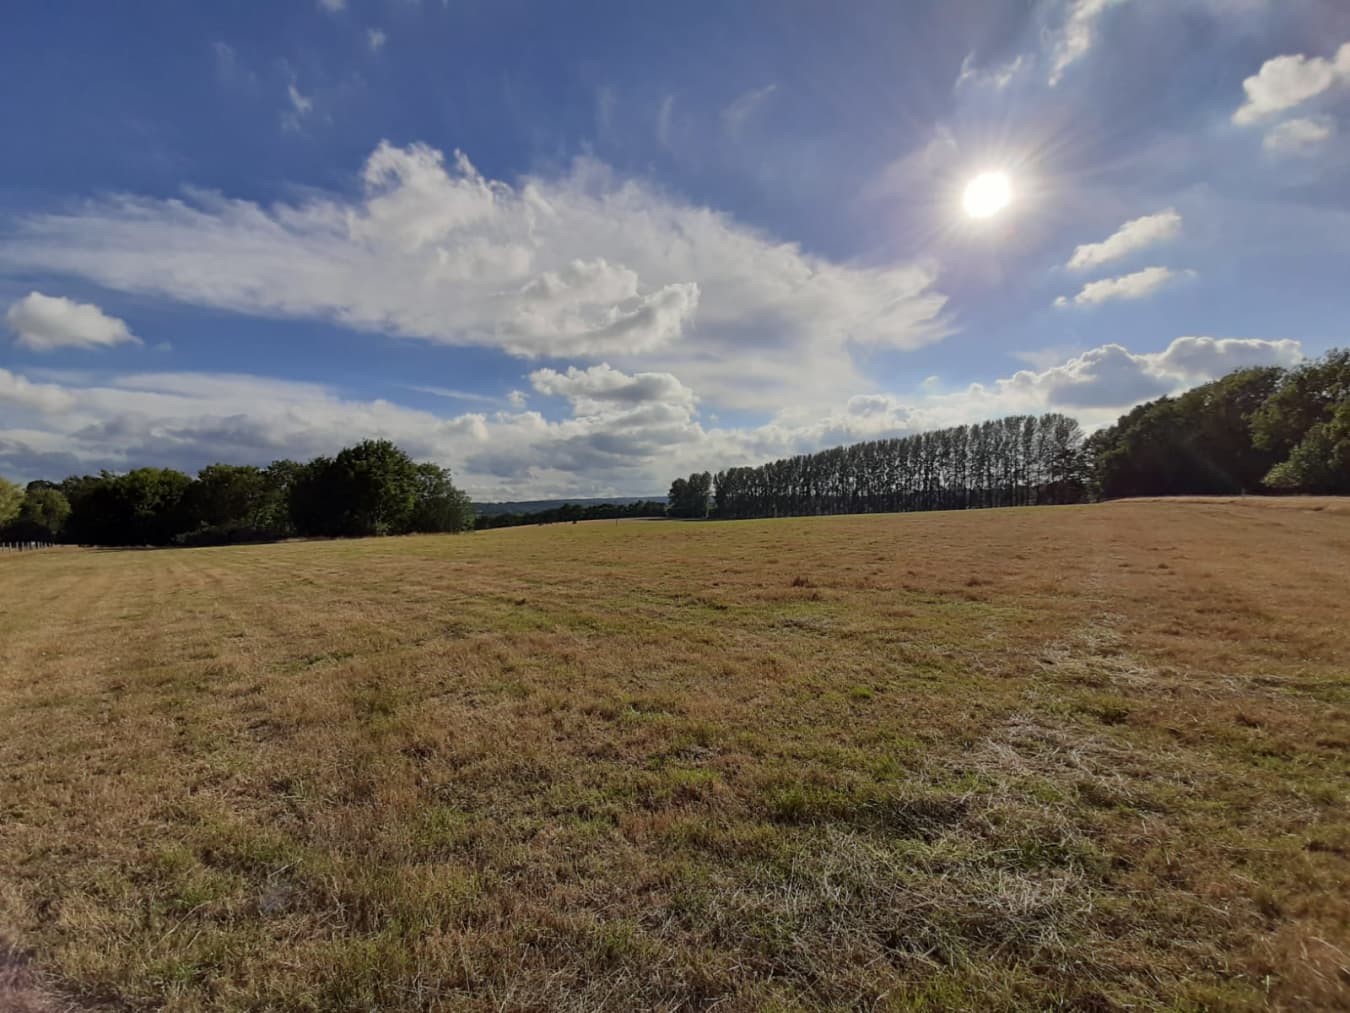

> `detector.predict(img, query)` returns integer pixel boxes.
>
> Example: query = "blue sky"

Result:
[2,0,1348,497]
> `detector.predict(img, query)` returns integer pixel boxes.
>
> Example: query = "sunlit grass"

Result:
[0,499,1347,1010]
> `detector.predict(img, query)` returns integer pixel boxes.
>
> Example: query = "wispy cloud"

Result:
[407,385,502,405]
[721,83,777,136]
[1055,266,1189,307]
[656,94,676,149]
[1066,210,1182,272]
[595,86,616,136]
[282,81,314,131]
[367,28,387,52]
[1047,0,1127,86]
[1262,116,1334,155]
[955,53,1024,91]
[211,41,258,91]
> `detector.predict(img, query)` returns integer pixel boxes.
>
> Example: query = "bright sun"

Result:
[962,171,1012,219]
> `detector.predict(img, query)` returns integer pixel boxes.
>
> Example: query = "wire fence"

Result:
[0,541,57,552]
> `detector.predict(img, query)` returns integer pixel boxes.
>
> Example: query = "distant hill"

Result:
[473,496,663,516]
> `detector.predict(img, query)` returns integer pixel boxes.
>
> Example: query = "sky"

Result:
[1,0,1348,499]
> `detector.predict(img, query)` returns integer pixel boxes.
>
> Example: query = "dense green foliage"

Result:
[668,472,713,518]
[668,351,1346,521]
[1090,350,1349,498]
[0,476,22,529]
[2,352,1345,545]
[709,414,1087,519]
[14,484,71,538]
[1252,350,1350,493]
[475,499,667,529]
[1087,369,1283,499]
[2,440,472,547]
[0,480,23,534]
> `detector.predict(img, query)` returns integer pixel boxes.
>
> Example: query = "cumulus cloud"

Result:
[721,84,777,135]
[511,258,699,356]
[1233,42,1350,125]
[1048,0,1127,86]
[5,291,140,351]
[0,363,710,498]
[1055,266,1187,307]
[0,141,947,411]
[529,363,696,411]
[0,338,1304,497]
[1262,116,1334,154]
[1066,210,1182,271]
[994,337,1298,408]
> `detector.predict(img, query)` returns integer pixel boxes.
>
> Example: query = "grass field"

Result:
[1,500,1347,1011]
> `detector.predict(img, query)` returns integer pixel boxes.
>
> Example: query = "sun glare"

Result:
[962,171,1012,219]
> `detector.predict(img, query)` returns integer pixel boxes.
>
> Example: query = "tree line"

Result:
[668,349,1348,519]
[2,351,1344,545]
[0,440,473,547]
[475,500,667,529]
[673,413,1088,520]
[1088,349,1348,498]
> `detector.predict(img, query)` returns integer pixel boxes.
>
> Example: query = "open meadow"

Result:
[1,499,1347,1011]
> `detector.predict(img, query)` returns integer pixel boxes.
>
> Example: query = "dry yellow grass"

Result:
[0,500,1347,1011]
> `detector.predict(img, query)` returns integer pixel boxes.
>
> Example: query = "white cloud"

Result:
[0,141,948,412]
[283,81,314,130]
[318,0,344,11]
[1149,335,1303,377]
[1262,116,1334,155]
[529,363,696,412]
[0,368,77,413]
[407,386,501,405]
[1066,209,1182,271]
[956,53,1025,91]
[0,364,708,498]
[1012,344,1086,371]
[721,84,777,135]
[211,42,258,91]
[993,336,1302,409]
[1233,43,1350,125]
[0,339,1303,497]
[367,28,387,52]
[1048,0,1127,86]
[5,292,141,351]
[1055,266,1186,307]
[867,128,959,199]
[511,257,699,357]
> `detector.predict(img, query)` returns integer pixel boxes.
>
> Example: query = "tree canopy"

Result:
[0,477,22,529]
[668,473,712,518]
[664,351,1346,523]
[3,353,1346,546]
[2,440,473,547]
